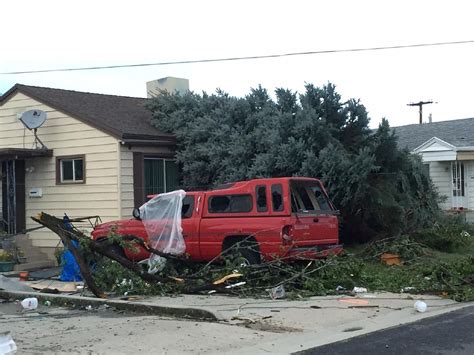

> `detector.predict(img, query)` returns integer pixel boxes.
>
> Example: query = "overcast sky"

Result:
[1,0,473,128]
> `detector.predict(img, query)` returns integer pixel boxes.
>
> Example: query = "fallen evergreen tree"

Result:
[147,83,441,243]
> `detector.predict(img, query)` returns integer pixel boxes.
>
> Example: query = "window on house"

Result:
[423,163,430,176]
[144,158,179,195]
[57,156,85,184]
[452,162,465,197]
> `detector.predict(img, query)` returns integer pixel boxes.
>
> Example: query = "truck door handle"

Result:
[313,218,319,223]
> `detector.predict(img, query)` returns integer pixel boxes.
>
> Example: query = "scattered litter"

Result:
[343,326,364,332]
[208,290,217,294]
[414,300,427,313]
[268,285,286,299]
[85,305,93,311]
[401,287,416,293]
[20,297,38,310]
[339,298,369,305]
[38,288,60,294]
[225,281,246,289]
[25,280,79,293]
[44,300,51,306]
[0,331,17,355]
[213,273,243,285]
[352,287,368,293]
[380,253,401,266]
[336,285,345,292]
[424,277,431,281]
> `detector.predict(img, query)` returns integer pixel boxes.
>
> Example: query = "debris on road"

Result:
[0,331,17,355]
[20,297,38,310]
[352,287,368,294]
[414,300,428,313]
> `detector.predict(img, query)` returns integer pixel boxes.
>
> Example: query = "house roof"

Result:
[392,117,474,151]
[0,84,175,145]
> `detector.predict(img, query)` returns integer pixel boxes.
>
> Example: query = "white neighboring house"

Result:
[393,117,474,218]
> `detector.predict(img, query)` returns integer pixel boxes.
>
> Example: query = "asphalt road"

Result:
[299,305,474,355]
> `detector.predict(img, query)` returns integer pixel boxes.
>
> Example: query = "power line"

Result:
[2,39,474,75]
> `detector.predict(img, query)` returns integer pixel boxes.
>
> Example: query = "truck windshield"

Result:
[290,180,333,213]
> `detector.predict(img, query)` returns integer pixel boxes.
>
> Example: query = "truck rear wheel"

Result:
[235,248,260,266]
[223,237,261,266]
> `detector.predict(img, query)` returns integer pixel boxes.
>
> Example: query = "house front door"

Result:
[451,161,468,209]
[1,160,26,234]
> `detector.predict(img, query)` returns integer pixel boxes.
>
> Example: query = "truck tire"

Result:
[233,246,260,266]
[96,238,125,258]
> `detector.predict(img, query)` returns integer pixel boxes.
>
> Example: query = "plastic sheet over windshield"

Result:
[139,190,186,273]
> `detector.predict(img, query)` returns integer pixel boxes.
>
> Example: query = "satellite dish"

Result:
[19,109,47,130]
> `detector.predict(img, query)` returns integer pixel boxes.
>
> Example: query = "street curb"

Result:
[0,290,219,321]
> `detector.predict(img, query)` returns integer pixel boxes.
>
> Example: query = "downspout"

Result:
[116,141,122,219]
[450,161,454,209]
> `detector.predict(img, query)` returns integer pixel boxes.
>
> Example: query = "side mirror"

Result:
[132,207,141,220]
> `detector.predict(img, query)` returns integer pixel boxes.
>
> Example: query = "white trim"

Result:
[412,137,456,154]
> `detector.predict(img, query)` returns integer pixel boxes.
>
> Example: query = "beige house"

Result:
[0,84,178,262]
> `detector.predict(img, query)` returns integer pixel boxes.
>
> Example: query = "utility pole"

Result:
[407,101,433,124]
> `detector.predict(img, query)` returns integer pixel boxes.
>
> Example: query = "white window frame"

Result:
[57,156,85,184]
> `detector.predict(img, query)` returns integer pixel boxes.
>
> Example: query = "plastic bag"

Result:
[139,190,186,273]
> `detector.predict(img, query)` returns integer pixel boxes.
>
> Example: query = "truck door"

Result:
[180,193,203,260]
[290,181,338,246]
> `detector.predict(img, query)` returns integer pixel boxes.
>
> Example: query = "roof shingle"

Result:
[0,84,174,143]
[392,117,474,151]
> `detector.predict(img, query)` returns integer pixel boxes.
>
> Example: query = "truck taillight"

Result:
[281,225,293,245]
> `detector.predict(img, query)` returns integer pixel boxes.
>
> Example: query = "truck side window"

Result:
[209,195,252,213]
[271,184,283,212]
[256,185,267,212]
[182,195,194,218]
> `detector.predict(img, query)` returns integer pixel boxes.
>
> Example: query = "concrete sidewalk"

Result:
[140,292,471,353]
[2,288,471,351]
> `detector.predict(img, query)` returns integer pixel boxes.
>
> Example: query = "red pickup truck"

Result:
[91,177,342,264]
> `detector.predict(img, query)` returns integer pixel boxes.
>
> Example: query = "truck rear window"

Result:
[208,194,253,213]
[291,181,332,213]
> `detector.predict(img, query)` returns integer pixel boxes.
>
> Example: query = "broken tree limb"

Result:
[88,239,172,284]
[32,212,106,299]
[31,212,175,285]
[31,212,239,296]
